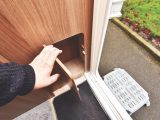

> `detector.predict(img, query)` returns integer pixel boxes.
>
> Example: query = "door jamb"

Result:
[85,0,132,120]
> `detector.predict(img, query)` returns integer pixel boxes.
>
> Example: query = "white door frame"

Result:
[85,0,132,120]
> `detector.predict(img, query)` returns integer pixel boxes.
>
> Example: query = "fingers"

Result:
[38,45,52,57]
[47,48,62,66]
[47,74,60,86]
[39,45,62,66]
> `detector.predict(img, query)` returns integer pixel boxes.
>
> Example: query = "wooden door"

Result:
[0,0,93,69]
[0,0,93,119]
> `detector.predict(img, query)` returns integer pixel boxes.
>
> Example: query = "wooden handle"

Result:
[43,44,81,100]
[43,44,74,79]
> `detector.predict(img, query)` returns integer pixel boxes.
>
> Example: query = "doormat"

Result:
[54,82,110,120]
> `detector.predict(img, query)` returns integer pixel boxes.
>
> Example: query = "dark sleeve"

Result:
[0,62,35,106]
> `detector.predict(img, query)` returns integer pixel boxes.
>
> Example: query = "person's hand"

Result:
[29,45,62,89]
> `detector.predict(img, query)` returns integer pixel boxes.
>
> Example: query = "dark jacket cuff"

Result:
[18,65,35,96]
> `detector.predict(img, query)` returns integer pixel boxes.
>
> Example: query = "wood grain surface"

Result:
[0,0,93,71]
[0,0,93,119]
[0,55,9,63]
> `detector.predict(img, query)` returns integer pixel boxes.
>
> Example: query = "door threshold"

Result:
[85,72,132,120]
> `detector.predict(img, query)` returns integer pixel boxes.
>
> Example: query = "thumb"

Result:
[47,74,60,85]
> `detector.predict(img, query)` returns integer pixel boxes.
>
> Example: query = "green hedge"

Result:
[122,0,160,36]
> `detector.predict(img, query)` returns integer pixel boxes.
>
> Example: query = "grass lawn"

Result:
[122,0,160,37]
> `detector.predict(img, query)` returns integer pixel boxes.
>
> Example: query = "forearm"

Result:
[0,62,35,106]
[0,46,61,107]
